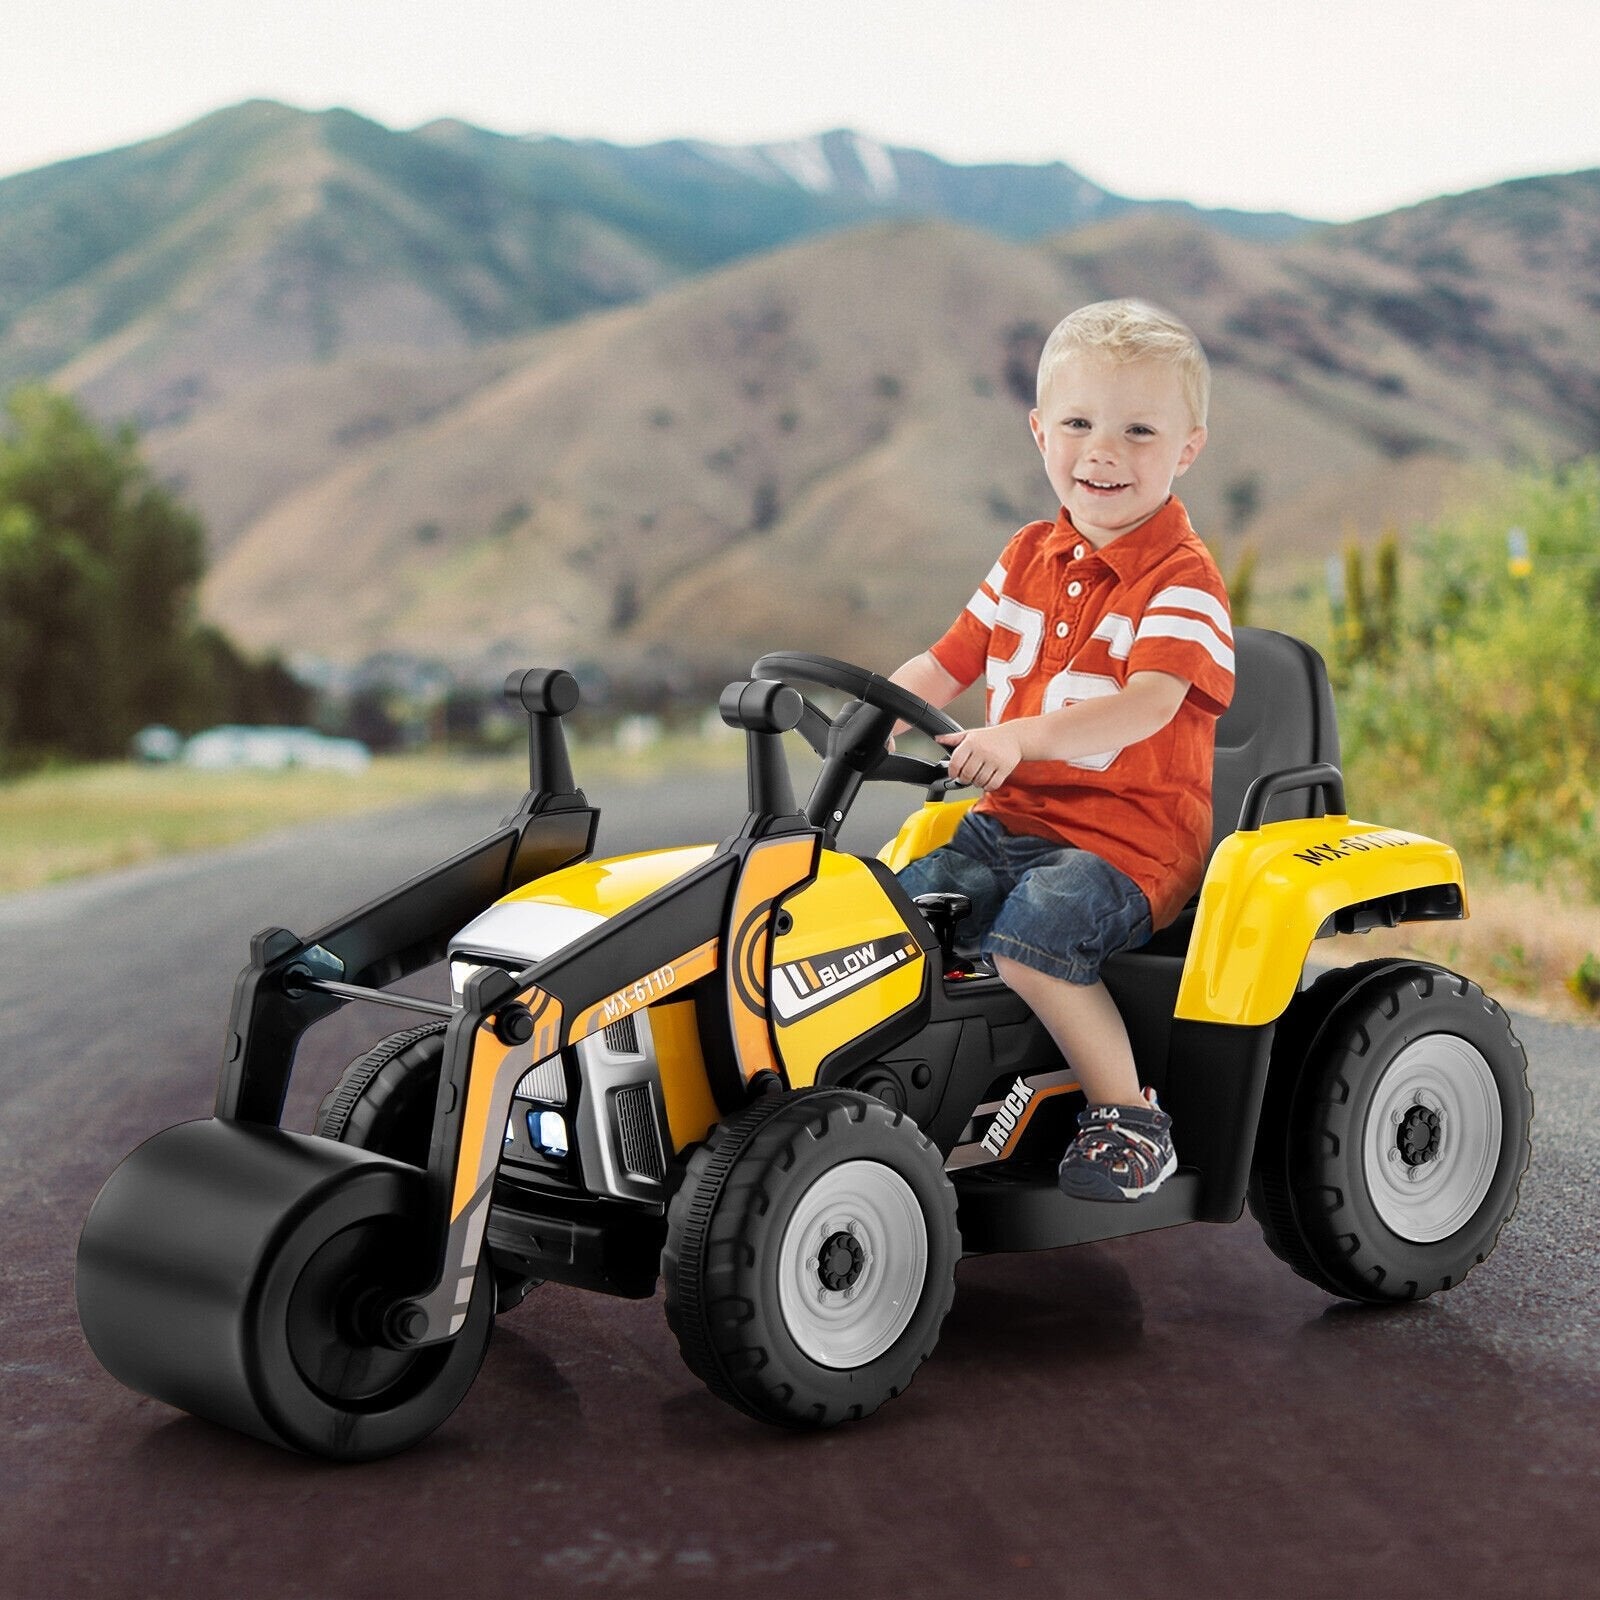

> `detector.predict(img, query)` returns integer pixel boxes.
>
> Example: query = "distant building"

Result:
[181,727,371,773]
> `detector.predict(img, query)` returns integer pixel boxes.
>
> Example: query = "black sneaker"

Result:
[1058,1088,1176,1202]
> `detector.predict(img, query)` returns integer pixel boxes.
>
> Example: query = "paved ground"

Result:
[2,768,1596,1599]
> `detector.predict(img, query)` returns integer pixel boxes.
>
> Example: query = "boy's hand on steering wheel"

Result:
[936,724,1023,792]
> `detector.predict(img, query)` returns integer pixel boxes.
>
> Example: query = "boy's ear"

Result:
[1174,424,1208,476]
[1028,408,1046,455]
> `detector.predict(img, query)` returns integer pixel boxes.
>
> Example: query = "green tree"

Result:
[0,386,313,768]
[1331,530,1402,677]
[0,387,205,760]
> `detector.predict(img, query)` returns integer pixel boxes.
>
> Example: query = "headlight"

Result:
[450,959,489,1004]
[528,1111,570,1159]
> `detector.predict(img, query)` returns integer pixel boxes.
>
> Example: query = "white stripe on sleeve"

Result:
[1147,585,1232,639]
[1134,615,1236,673]
[964,559,1006,627]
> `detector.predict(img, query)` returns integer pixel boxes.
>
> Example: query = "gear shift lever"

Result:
[913,891,972,972]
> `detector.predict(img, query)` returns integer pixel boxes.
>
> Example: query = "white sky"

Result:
[2,0,1597,221]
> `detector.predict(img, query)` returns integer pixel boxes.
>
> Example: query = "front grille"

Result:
[514,1057,566,1103]
[602,1013,641,1056]
[614,1085,664,1182]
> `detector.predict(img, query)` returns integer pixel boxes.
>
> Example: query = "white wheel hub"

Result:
[776,1160,928,1368]
[1362,1033,1503,1243]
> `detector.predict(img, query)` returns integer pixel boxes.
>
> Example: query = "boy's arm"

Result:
[881,651,972,746]
[937,671,1189,791]
[888,650,967,710]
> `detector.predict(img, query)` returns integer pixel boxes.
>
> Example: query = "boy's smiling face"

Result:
[1029,353,1207,548]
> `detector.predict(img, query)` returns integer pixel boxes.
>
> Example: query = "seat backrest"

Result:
[1209,628,1341,862]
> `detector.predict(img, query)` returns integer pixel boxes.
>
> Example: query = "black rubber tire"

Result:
[1248,963,1531,1303]
[663,1088,959,1428]
[77,1119,494,1461]
[315,1022,449,1168]
[1248,958,1409,1291]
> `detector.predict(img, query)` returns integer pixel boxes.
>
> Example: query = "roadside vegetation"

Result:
[1308,456,1600,1015]
[1331,456,1600,894]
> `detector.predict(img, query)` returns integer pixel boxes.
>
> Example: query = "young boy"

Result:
[890,299,1233,1202]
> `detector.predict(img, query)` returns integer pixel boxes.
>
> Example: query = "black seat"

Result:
[1210,627,1340,856]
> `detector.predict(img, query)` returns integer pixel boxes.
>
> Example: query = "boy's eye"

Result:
[1128,425,1154,437]
[1064,417,1090,430]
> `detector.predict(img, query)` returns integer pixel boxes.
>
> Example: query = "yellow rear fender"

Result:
[1176,816,1467,1027]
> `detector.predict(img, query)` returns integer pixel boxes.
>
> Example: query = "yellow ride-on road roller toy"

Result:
[76,631,1531,1459]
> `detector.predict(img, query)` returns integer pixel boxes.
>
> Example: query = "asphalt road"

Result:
[2,768,1596,1599]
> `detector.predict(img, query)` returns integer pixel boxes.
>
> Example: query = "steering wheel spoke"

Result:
[794,697,833,760]
[868,751,953,788]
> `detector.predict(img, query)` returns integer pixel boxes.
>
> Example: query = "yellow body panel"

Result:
[494,837,925,1101]
[1176,816,1467,1026]
[500,844,716,916]
[877,798,977,872]
[723,833,822,1087]
[650,999,720,1152]
[770,851,926,1086]
[454,989,563,1220]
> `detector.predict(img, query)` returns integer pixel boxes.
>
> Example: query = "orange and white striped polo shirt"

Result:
[929,496,1234,929]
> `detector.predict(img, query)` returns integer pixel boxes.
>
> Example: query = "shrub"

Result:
[1333,458,1600,893]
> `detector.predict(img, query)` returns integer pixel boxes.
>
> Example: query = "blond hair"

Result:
[1036,299,1210,428]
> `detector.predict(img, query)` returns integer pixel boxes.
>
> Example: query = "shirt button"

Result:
[1067,581,1083,598]
[1055,622,1069,638]
[1073,545,1085,559]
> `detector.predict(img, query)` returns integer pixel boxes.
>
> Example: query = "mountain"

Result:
[0,101,719,427]
[1043,171,1600,468]
[2,103,1596,688]
[196,221,1077,682]
[501,127,1311,244]
[193,171,1600,686]
[0,101,1311,431]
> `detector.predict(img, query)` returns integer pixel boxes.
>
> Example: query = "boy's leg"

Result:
[981,846,1174,1200]
[988,958,1141,1107]
[894,813,1012,939]
[992,953,1175,1200]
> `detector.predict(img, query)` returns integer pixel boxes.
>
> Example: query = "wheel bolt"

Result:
[385,1301,429,1345]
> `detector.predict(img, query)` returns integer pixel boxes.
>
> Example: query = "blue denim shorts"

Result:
[896,809,1153,985]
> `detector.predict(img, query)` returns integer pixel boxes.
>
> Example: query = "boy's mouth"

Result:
[1076,477,1128,495]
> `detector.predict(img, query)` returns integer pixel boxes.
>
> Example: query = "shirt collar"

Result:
[1050,495,1194,579]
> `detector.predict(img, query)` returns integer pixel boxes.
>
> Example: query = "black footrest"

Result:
[952,1166,1202,1254]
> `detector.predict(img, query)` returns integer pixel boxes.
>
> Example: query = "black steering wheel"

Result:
[750,651,968,838]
